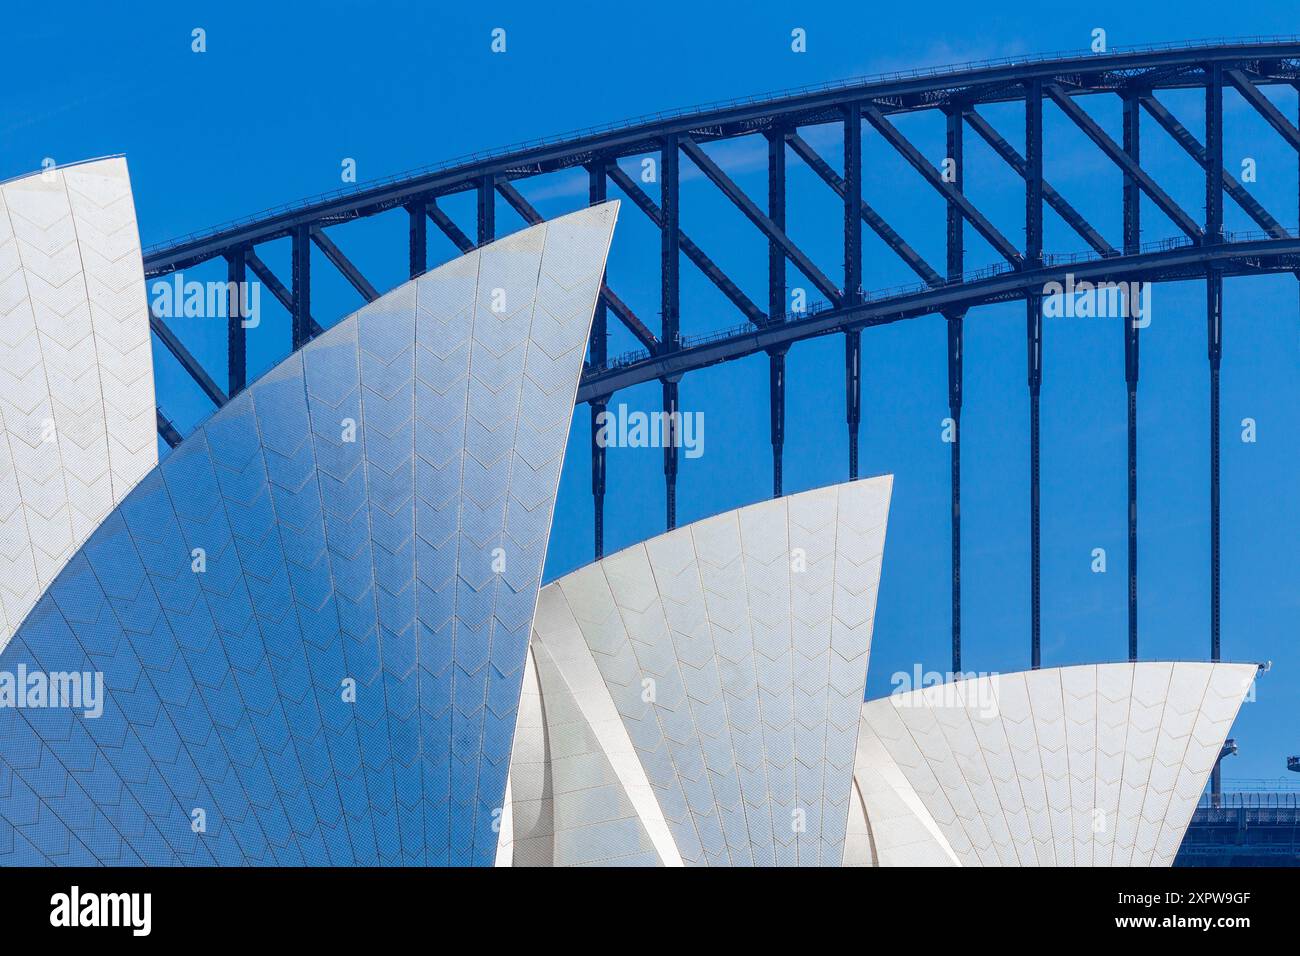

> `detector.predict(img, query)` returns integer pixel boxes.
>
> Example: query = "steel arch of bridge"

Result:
[142,41,1300,757]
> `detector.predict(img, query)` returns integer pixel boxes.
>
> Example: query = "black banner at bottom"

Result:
[0,866,1283,942]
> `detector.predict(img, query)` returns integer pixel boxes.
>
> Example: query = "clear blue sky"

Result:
[2,2,1296,780]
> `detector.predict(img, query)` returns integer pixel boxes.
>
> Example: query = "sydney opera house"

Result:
[0,158,1258,866]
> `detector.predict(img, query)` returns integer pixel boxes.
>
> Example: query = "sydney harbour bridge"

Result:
[139,37,1300,860]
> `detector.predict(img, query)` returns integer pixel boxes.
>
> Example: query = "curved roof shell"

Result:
[0,202,617,865]
[855,661,1257,866]
[0,158,156,653]
[498,476,893,866]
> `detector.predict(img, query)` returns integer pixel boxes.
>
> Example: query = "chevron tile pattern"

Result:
[0,158,156,654]
[843,711,960,866]
[496,640,669,866]
[499,476,892,866]
[0,203,616,865]
[859,661,1257,867]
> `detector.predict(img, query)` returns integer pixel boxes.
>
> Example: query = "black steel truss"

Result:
[138,40,1300,671]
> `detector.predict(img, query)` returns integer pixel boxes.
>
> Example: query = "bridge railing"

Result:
[1197,791,1300,809]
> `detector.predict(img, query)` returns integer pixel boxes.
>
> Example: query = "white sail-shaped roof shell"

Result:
[0,203,618,866]
[499,476,893,866]
[854,661,1257,866]
[0,157,157,653]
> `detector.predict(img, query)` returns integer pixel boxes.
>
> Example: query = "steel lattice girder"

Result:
[138,42,1300,429]
[575,235,1300,401]
[141,41,1300,275]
